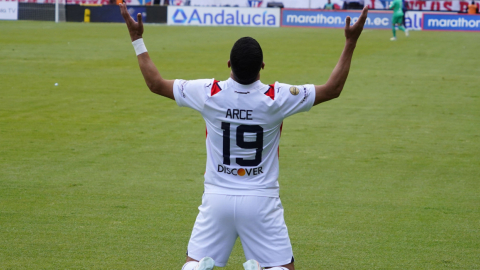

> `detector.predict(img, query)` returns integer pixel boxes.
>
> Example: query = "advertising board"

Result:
[88,5,145,22]
[0,1,18,20]
[423,13,480,31]
[282,9,392,29]
[167,6,280,27]
[405,11,422,30]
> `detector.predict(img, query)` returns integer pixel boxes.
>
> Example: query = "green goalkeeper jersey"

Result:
[389,0,404,16]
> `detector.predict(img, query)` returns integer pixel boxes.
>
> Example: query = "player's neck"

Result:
[230,72,261,85]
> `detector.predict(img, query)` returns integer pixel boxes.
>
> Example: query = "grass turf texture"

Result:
[1,21,479,269]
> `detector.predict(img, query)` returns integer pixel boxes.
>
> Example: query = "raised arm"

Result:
[120,3,174,100]
[313,7,368,106]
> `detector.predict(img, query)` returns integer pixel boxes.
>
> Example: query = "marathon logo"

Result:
[300,87,308,104]
[423,13,480,31]
[179,80,188,98]
[217,165,264,176]
[282,10,392,30]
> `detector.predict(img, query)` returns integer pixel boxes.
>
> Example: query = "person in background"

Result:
[402,0,408,27]
[324,0,335,10]
[389,0,409,41]
[468,1,478,14]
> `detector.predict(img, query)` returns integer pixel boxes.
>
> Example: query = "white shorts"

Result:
[187,194,293,268]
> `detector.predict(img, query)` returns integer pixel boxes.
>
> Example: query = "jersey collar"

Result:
[226,77,265,92]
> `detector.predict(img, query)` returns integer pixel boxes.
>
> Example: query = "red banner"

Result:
[366,0,479,12]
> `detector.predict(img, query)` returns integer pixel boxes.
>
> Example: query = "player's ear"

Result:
[261,62,265,70]
[227,60,231,68]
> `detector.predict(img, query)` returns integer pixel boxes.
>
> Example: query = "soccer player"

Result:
[120,4,368,270]
[389,0,409,41]
[324,0,334,10]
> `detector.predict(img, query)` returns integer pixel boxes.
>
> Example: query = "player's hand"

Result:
[119,3,144,42]
[344,6,368,44]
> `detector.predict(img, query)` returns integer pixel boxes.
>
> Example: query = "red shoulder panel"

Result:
[211,80,222,96]
[264,84,275,100]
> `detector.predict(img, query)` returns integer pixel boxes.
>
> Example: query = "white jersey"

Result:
[173,77,315,197]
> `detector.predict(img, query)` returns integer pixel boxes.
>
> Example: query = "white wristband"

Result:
[132,38,147,56]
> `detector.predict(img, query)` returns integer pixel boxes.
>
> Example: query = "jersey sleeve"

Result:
[275,82,316,119]
[173,79,213,112]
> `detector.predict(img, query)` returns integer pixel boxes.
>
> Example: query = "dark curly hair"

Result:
[230,37,263,85]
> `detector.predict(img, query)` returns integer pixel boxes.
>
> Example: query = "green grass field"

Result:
[1,20,479,269]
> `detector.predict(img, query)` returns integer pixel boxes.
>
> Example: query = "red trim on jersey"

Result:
[211,80,222,96]
[264,84,275,100]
